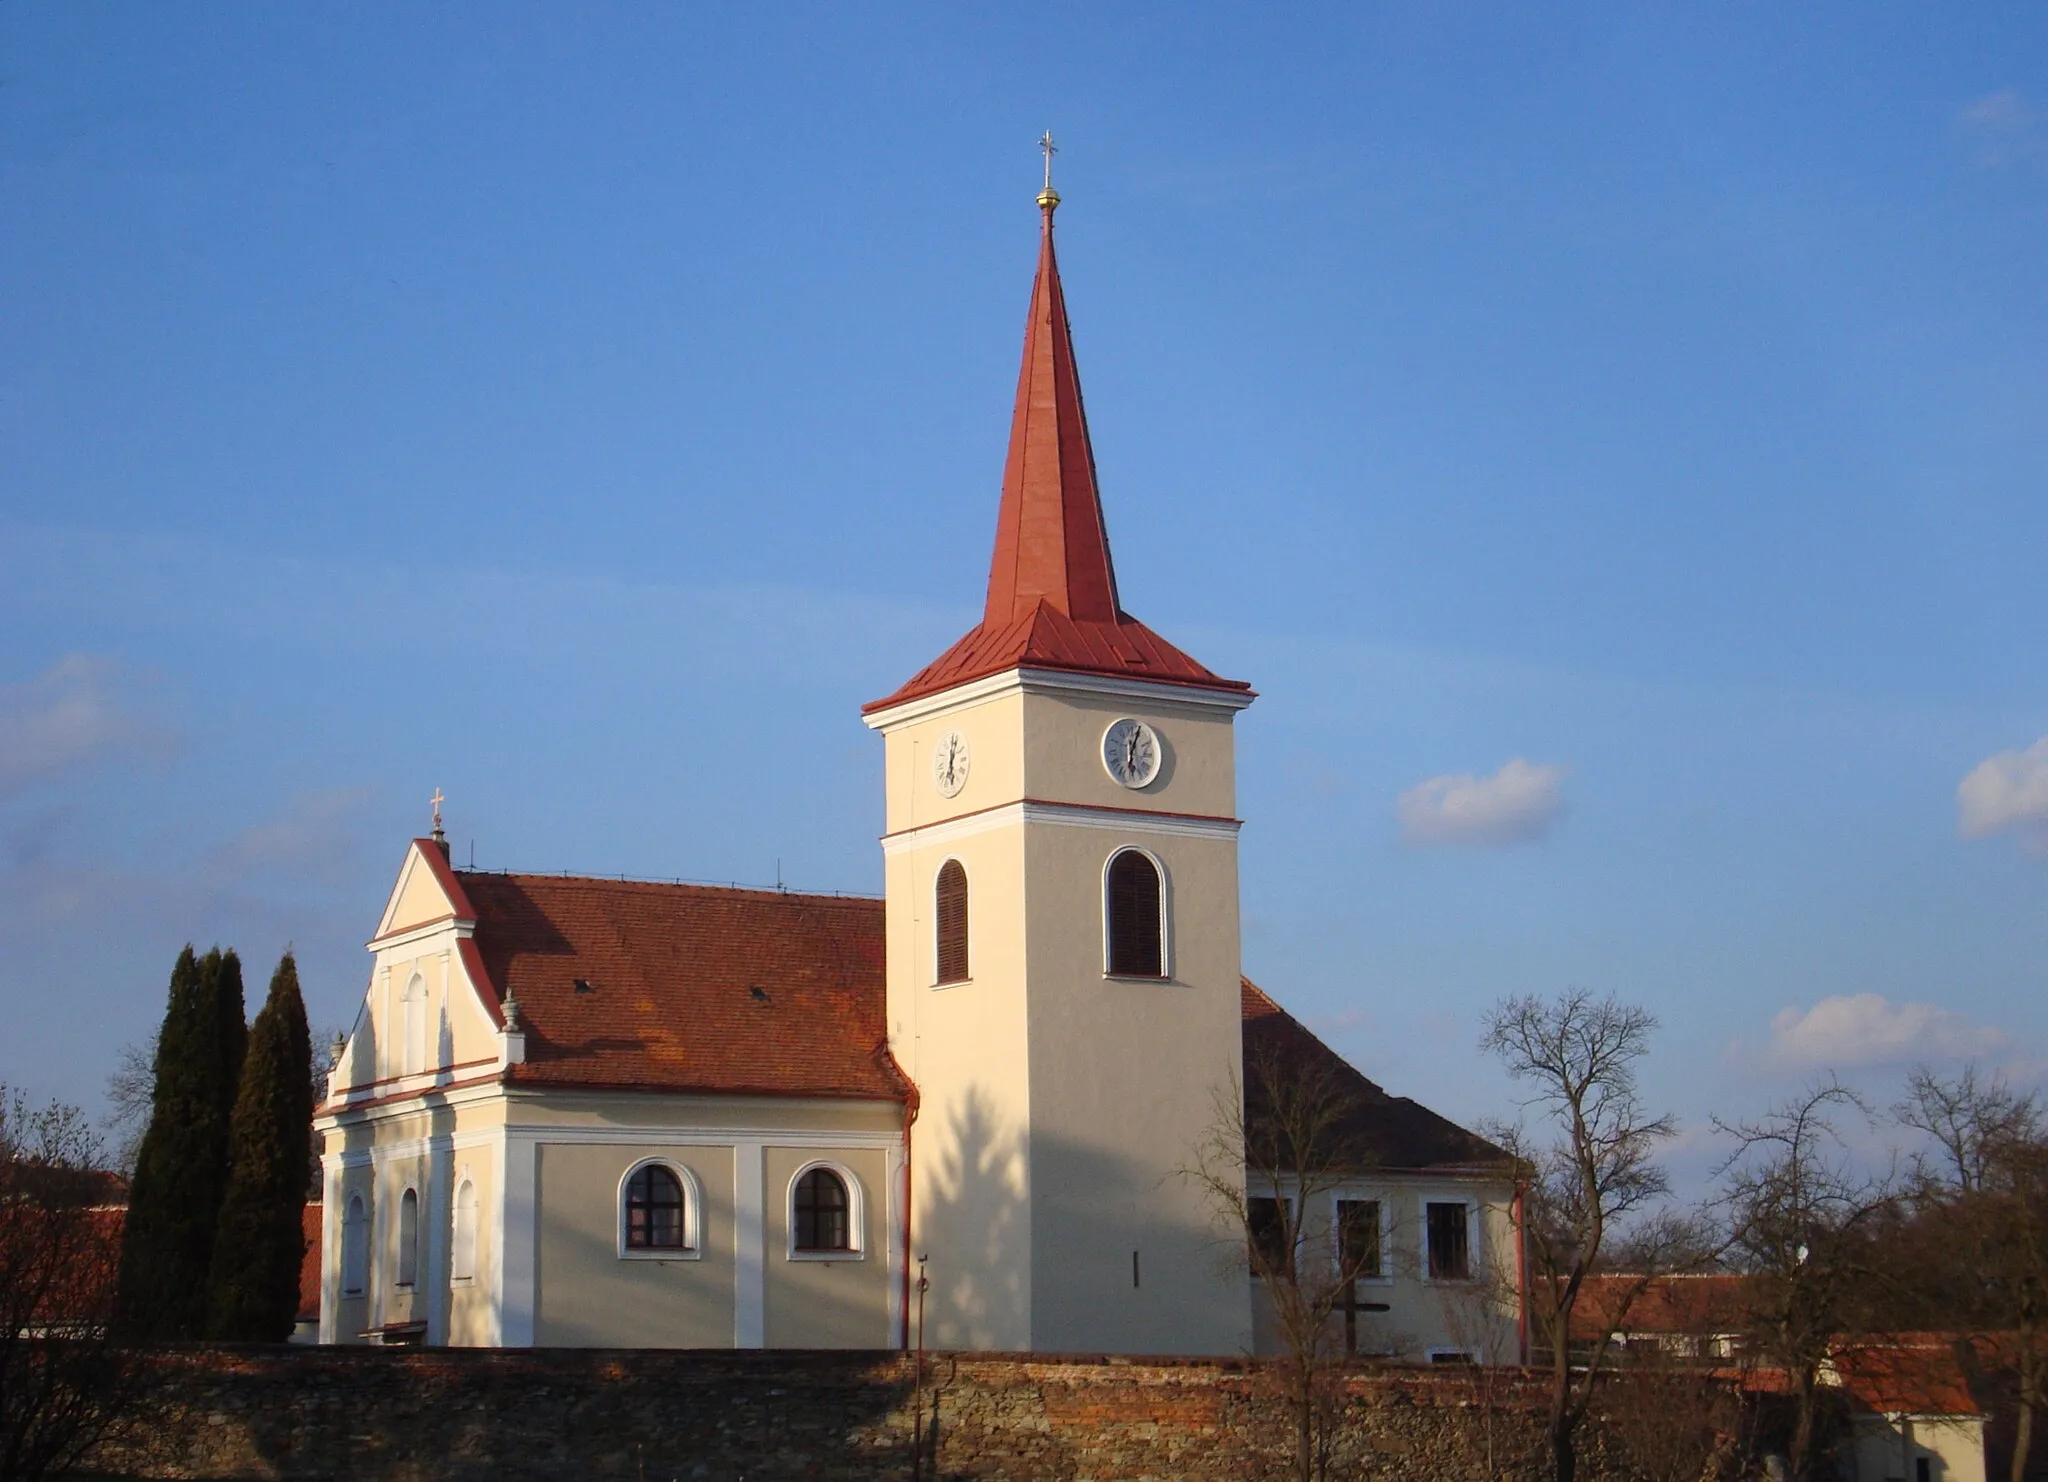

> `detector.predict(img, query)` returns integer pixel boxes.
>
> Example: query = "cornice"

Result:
[863,665,1255,731]
[882,797,1242,855]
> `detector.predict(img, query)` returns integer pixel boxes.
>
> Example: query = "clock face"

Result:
[1101,718,1162,789]
[932,729,971,798]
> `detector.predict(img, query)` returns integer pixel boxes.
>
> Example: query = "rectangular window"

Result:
[1337,1199,1381,1278]
[1247,1196,1293,1279]
[1425,1202,1470,1281]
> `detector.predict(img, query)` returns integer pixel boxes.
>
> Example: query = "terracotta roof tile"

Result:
[1833,1337,1981,1416]
[458,873,908,1102]
[867,601,1250,713]
[1568,1274,1752,1339]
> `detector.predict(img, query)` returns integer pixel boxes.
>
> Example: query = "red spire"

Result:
[863,186,1251,716]
[982,199,1121,625]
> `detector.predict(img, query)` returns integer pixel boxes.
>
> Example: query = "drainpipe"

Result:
[1513,1181,1530,1366]
[900,1093,919,1351]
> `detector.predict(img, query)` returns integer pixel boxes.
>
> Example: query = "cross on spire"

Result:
[1037,131,1060,211]
[430,787,445,835]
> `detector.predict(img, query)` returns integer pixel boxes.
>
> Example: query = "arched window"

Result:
[396,1188,419,1288]
[401,973,428,1076]
[451,1179,478,1282]
[1105,849,1165,978]
[934,859,969,984]
[623,1164,692,1251]
[793,1167,852,1253]
[341,1195,369,1296]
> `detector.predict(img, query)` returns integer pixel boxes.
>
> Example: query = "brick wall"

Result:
[89,1347,1667,1480]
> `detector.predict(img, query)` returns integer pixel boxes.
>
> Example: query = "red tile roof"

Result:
[869,599,1251,713]
[1239,980,1510,1173]
[865,198,1249,714]
[1568,1274,1752,1340]
[1832,1337,1981,1416]
[458,873,909,1102]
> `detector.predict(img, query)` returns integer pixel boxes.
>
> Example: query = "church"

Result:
[315,172,1521,1360]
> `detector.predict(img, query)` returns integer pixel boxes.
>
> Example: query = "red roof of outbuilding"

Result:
[1568,1274,1752,1340]
[866,197,1249,713]
[457,873,908,1103]
[1832,1337,1981,1417]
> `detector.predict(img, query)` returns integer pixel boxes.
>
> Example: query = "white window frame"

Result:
[786,1159,865,1262]
[395,1187,420,1290]
[450,1178,479,1284]
[932,856,971,988]
[341,1193,369,1297]
[1100,845,1172,980]
[616,1157,704,1261]
[1330,1192,1393,1285]
[1419,1194,1480,1285]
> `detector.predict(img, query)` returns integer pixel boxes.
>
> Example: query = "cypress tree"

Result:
[206,952,314,1340]
[115,946,247,1340]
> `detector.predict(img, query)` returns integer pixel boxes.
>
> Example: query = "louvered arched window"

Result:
[1105,849,1165,978]
[934,859,969,984]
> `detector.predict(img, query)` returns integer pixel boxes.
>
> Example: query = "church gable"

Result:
[375,838,477,941]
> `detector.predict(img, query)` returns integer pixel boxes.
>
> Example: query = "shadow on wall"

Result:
[916,1086,1026,1350]
[916,1084,1237,1355]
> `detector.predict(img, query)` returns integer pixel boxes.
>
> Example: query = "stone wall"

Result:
[87,1346,1674,1481]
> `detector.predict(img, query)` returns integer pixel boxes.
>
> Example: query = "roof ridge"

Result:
[457,870,882,904]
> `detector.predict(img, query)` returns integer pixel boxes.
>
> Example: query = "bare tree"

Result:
[0,1087,139,1482]
[1895,1066,2046,1482]
[101,1035,157,1177]
[1481,989,1682,1482]
[1184,1038,1382,1482]
[1896,1063,2040,1196]
[1715,1080,1894,1482]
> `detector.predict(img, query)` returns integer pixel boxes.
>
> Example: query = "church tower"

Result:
[863,173,1255,1354]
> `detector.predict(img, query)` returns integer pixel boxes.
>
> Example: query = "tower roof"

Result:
[866,190,1249,714]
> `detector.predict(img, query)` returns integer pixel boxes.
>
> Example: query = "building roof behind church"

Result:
[458,872,907,1102]
[865,197,1249,714]
[1240,980,1512,1174]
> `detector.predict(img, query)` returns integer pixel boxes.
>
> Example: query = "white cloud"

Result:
[1765,994,2009,1071]
[1957,737,2048,852]
[0,654,172,796]
[1395,758,1567,847]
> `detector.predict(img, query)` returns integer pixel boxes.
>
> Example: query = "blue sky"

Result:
[4,5,2046,1190]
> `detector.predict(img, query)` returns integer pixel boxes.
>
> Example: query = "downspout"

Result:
[900,1092,920,1351]
[1511,1183,1528,1364]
